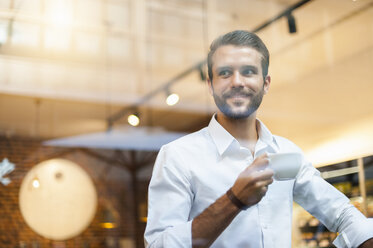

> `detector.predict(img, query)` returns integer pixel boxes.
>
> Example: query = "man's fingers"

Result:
[245,154,269,172]
[254,153,269,163]
[259,168,274,178]
[255,177,274,188]
[246,167,274,181]
[248,154,270,171]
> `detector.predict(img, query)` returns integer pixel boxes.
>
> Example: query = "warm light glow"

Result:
[128,114,140,126]
[19,159,97,240]
[44,0,73,50]
[305,119,373,167]
[44,28,71,50]
[100,222,116,229]
[166,93,179,106]
[46,0,73,28]
[0,25,7,44]
[32,178,40,188]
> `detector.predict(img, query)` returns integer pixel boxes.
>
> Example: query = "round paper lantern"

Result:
[19,158,97,240]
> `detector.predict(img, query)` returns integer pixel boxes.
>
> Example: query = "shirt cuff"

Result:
[333,218,373,248]
[147,221,192,248]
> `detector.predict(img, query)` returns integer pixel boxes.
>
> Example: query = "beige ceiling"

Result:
[0,0,372,166]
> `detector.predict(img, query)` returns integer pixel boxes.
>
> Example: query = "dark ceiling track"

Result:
[107,60,205,128]
[251,0,312,33]
[107,0,314,129]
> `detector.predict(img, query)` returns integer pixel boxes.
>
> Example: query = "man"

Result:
[144,30,373,247]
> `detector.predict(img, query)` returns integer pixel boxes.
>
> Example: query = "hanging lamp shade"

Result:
[19,158,97,240]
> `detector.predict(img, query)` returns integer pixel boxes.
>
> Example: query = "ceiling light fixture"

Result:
[165,88,179,106]
[128,112,140,127]
[166,93,179,106]
[286,12,297,34]
[198,65,206,82]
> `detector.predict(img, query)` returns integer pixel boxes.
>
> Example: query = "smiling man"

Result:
[144,30,373,248]
[209,46,268,119]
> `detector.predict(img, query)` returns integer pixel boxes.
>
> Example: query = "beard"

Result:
[212,87,264,119]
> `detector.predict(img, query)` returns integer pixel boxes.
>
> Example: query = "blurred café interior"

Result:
[0,0,373,247]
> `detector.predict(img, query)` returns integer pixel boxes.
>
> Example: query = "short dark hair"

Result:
[207,30,270,80]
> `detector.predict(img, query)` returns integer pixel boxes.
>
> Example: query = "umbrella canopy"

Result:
[43,126,187,151]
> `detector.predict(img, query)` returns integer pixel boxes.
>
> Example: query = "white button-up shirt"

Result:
[144,116,373,247]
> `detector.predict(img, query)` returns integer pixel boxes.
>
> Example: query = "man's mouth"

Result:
[224,92,252,100]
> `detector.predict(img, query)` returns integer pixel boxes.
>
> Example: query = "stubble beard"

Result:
[212,87,264,119]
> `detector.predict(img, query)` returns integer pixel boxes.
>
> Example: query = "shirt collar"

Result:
[208,114,279,156]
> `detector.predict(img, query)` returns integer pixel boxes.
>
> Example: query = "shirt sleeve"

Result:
[144,145,194,248]
[293,159,373,248]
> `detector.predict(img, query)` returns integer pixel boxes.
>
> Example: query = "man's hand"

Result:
[359,238,373,248]
[231,153,274,207]
[192,154,274,247]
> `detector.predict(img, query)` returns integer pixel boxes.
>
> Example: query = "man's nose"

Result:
[231,71,244,87]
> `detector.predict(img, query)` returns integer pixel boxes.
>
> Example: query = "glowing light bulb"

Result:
[100,222,116,229]
[128,114,140,126]
[32,178,40,188]
[166,93,179,106]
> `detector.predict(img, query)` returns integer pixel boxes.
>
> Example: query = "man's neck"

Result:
[216,112,258,142]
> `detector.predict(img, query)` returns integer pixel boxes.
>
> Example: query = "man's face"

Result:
[208,45,270,119]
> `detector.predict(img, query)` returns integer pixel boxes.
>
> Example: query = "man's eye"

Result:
[219,70,231,77]
[241,69,255,76]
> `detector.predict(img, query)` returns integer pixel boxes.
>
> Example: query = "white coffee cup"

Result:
[268,152,302,180]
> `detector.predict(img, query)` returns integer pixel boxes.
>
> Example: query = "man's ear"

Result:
[207,78,213,96]
[263,75,271,95]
